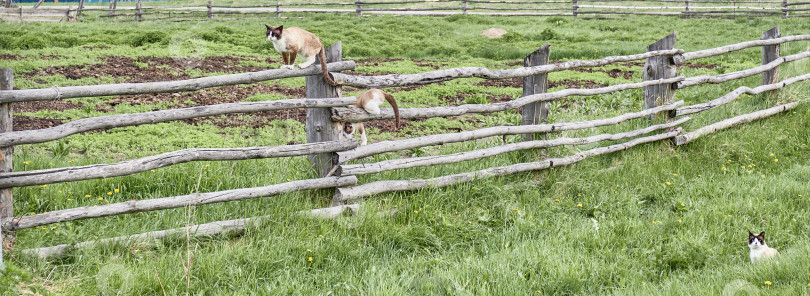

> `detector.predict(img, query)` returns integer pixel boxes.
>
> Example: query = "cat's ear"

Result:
[265,24,272,30]
[759,231,765,238]
[277,25,284,32]
[749,231,754,237]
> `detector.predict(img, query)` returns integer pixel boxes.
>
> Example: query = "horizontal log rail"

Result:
[676,50,810,88]
[332,77,684,122]
[674,102,801,145]
[0,97,357,147]
[356,6,462,11]
[0,140,358,188]
[467,0,571,3]
[0,61,356,103]
[336,101,684,162]
[3,176,358,231]
[334,129,681,202]
[675,35,810,63]
[339,117,689,175]
[330,49,683,87]
[466,6,570,10]
[784,1,810,5]
[675,73,810,116]
[22,204,361,259]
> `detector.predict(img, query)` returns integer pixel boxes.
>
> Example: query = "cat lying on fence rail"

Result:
[340,89,400,146]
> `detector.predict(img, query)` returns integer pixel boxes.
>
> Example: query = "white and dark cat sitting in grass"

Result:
[749,231,779,263]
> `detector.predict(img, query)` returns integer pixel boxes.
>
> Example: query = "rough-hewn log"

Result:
[22,215,266,259]
[0,141,358,189]
[675,102,799,145]
[330,49,683,87]
[337,101,684,162]
[0,61,355,104]
[522,43,550,141]
[761,27,780,91]
[22,203,376,259]
[644,33,677,121]
[0,97,356,148]
[675,73,810,116]
[3,176,357,231]
[676,50,810,89]
[334,129,681,203]
[674,35,810,63]
[306,42,343,177]
[332,77,684,122]
[339,117,689,175]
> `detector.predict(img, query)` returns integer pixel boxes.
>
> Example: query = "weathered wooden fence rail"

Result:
[8,0,810,21]
[1,27,808,259]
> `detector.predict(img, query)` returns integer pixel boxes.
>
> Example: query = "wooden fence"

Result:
[5,0,810,21]
[1,27,809,259]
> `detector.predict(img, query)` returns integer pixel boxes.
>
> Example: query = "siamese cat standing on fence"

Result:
[340,89,401,146]
[749,231,779,263]
[265,25,338,86]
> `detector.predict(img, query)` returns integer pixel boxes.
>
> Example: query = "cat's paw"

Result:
[280,65,294,70]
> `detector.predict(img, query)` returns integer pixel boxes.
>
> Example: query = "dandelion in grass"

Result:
[761,174,766,178]
[423,248,430,253]
[727,159,732,162]
[577,203,582,207]
[722,167,727,171]
[467,220,472,224]
[698,174,702,177]
[513,208,521,212]
[673,173,678,176]
[680,203,685,207]
[40,185,47,189]
[307,257,313,262]
[764,281,772,286]
[413,210,419,214]
[770,153,774,157]
[84,194,90,198]
[306,249,312,253]
[98,197,103,201]
[774,158,778,162]
[30,212,35,215]
[554,199,560,203]
[357,243,361,247]
[114,189,119,193]
[150,169,155,172]
[23,161,29,165]
[677,219,682,223]
[799,194,803,198]
[666,182,671,186]
[318,234,324,238]
[107,192,112,196]
[67,198,72,201]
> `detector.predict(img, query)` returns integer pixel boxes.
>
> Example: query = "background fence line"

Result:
[1,27,808,258]
[2,0,810,21]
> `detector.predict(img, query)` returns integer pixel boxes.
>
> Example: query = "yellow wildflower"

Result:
[680,203,685,207]
[414,210,419,214]
[666,182,671,186]
[318,234,324,238]
[98,197,103,201]
[306,249,312,252]
[114,189,120,193]
[773,158,778,162]
[677,219,682,223]
[769,153,774,157]
[307,257,313,262]
[577,203,582,207]
[107,192,112,195]
[85,194,91,198]
[721,167,727,171]
[764,281,772,286]
[673,173,678,176]
[67,198,72,201]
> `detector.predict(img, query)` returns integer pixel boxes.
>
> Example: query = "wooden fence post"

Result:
[572,0,578,17]
[207,1,212,20]
[684,0,690,18]
[782,0,788,18]
[135,0,142,22]
[77,0,85,17]
[643,33,677,121]
[34,0,44,9]
[522,43,550,141]
[306,42,343,177]
[762,26,780,96]
[462,0,468,14]
[3,0,11,9]
[356,0,362,16]
[276,1,281,18]
[107,0,116,16]
[0,69,13,253]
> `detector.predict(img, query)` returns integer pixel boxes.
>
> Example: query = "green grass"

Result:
[1,14,810,295]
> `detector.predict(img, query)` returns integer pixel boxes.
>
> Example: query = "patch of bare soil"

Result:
[15,100,83,113]
[0,54,24,61]
[13,116,63,131]
[24,55,276,83]
[102,83,304,110]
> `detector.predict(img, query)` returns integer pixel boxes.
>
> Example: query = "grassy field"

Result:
[1,13,810,295]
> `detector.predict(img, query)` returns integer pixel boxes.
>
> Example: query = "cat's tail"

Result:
[318,48,338,86]
[383,92,400,129]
